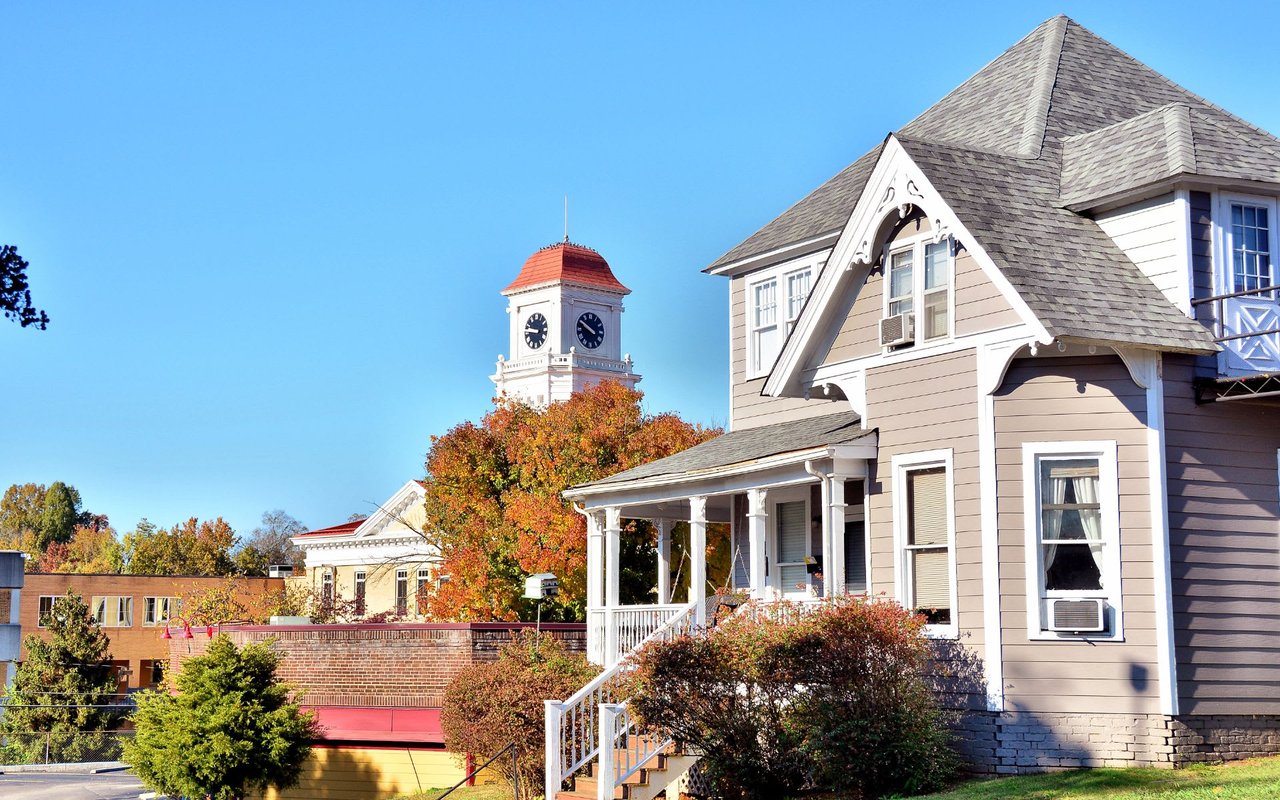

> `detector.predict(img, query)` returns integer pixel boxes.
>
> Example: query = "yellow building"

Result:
[291,480,439,619]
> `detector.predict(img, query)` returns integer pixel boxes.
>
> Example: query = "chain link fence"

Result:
[0,730,135,765]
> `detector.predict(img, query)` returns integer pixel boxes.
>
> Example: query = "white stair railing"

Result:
[545,601,699,799]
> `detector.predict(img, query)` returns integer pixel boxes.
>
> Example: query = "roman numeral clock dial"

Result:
[524,312,548,349]
[576,311,605,349]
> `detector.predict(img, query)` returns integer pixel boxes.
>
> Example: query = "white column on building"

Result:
[817,473,833,598]
[688,497,707,625]
[604,506,622,664]
[654,517,671,605]
[586,511,605,610]
[829,477,848,595]
[746,488,769,599]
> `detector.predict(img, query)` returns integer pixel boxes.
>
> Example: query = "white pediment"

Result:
[762,136,1051,399]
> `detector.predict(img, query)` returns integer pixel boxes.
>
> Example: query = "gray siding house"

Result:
[545,16,1280,797]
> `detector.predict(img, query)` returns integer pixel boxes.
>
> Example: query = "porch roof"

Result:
[566,411,870,495]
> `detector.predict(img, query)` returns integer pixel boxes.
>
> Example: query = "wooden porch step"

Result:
[555,743,696,800]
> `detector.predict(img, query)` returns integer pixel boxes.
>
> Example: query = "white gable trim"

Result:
[355,479,428,539]
[763,136,1052,398]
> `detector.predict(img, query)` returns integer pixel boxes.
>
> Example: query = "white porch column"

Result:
[818,474,833,598]
[688,497,707,625]
[654,518,671,605]
[829,477,847,595]
[586,511,605,609]
[585,510,605,664]
[604,506,622,664]
[747,488,769,600]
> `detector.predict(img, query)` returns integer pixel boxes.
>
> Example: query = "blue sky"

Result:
[2,2,1278,538]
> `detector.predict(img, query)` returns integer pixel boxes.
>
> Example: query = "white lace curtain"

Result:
[1041,462,1104,581]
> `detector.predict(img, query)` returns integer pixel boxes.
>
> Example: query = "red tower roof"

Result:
[503,242,629,294]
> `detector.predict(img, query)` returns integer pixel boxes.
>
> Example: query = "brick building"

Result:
[19,573,283,690]
[171,622,586,798]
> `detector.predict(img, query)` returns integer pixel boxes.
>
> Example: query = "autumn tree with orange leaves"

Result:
[422,381,720,622]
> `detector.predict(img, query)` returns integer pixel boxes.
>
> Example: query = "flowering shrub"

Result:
[626,596,959,799]
[441,631,597,791]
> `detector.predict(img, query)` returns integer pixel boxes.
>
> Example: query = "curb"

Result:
[0,761,128,774]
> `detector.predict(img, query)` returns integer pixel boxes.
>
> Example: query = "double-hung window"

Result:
[746,255,821,379]
[1023,441,1121,639]
[750,279,779,376]
[416,568,430,614]
[321,571,334,608]
[354,570,367,616]
[774,500,811,598]
[893,450,956,636]
[395,569,409,616]
[885,236,953,346]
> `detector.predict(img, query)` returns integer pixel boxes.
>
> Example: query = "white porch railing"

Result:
[544,601,699,799]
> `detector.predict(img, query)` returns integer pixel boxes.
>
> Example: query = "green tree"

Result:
[37,481,80,554]
[0,244,48,329]
[125,636,319,800]
[0,591,121,762]
[123,516,237,576]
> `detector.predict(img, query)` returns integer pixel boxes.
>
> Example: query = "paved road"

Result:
[0,771,145,799]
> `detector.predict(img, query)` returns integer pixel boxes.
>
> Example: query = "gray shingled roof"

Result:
[571,412,869,491]
[705,15,1279,353]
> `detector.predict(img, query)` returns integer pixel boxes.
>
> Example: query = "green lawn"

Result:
[396,785,513,800]
[914,757,1280,800]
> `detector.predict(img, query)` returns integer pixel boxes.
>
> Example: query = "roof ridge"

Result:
[1018,15,1068,158]
[1066,17,1280,153]
[1162,103,1198,175]
[896,15,1065,151]
[1189,104,1280,166]
[1058,101,1189,143]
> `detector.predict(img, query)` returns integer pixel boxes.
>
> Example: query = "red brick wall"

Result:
[170,623,586,708]
[20,574,284,689]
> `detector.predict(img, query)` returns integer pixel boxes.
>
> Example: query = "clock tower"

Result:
[492,240,640,406]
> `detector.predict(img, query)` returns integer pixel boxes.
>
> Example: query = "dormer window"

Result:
[883,237,952,348]
[746,254,821,379]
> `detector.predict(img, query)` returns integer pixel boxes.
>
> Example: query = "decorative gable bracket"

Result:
[764,136,1053,399]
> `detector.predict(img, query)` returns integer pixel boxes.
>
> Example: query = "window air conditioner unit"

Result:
[879,312,915,347]
[1048,598,1106,633]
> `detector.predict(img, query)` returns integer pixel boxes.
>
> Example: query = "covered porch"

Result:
[563,412,878,666]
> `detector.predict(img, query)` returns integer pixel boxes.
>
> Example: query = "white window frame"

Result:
[1218,193,1279,298]
[881,231,955,350]
[769,490,813,599]
[354,570,367,613]
[91,596,133,628]
[416,568,430,614]
[143,596,176,627]
[744,253,825,379]
[1021,441,1123,642]
[891,449,958,639]
[395,568,409,615]
[36,595,58,628]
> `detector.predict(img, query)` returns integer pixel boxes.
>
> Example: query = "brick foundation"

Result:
[954,711,1280,774]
